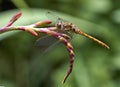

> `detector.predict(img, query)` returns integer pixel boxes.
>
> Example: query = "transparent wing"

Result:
[35,35,59,46]
[46,11,61,24]
[35,35,60,53]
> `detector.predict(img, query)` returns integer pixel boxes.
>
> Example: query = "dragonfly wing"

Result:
[46,11,65,26]
[46,11,59,24]
[35,35,57,46]
[35,35,60,53]
[43,40,60,53]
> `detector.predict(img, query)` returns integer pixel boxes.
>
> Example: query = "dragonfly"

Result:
[35,11,110,83]
[35,12,72,53]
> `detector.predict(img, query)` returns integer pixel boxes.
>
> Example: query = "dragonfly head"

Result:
[55,20,74,38]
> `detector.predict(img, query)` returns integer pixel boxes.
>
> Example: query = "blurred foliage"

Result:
[0,0,120,87]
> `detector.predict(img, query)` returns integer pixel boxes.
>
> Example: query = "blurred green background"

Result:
[0,0,120,87]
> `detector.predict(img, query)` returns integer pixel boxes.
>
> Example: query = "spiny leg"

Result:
[74,28,110,49]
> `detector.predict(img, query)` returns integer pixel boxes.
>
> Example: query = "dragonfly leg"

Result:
[61,33,71,40]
